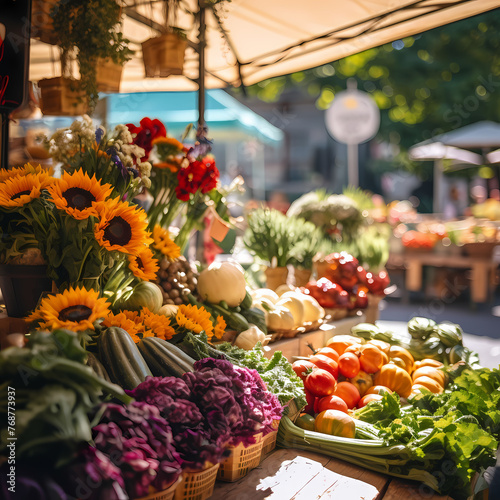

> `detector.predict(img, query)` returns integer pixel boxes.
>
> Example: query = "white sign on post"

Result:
[325,85,380,186]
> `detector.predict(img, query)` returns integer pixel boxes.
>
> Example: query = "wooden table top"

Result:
[211,447,453,500]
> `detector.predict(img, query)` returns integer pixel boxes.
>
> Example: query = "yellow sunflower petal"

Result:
[102,311,140,335]
[47,169,113,220]
[152,225,181,260]
[36,286,110,332]
[94,199,153,254]
[213,315,227,340]
[0,173,42,208]
[128,246,159,281]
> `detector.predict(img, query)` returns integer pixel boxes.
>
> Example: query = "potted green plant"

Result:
[243,208,302,291]
[142,0,188,78]
[48,0,133,113]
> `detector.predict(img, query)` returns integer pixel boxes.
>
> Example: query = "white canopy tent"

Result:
[29,0,500,93]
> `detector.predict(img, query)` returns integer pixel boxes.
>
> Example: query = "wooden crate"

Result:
[142,33,187,78]
[38,77,87,116]
[96,58,123,93]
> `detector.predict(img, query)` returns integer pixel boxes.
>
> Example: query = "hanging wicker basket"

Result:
[142,33,187,78]
[31,0,59,45]
[96,58,123,93]
[38,77,87,116]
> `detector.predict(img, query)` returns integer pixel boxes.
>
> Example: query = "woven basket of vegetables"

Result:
[217,433,264,482]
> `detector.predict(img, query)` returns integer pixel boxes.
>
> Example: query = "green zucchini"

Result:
[98,326,152,390]
[138,337,195,377]
[240,307,267,333]
[208,303,250,331]
[86,352,111,382]
[240,289,253,310]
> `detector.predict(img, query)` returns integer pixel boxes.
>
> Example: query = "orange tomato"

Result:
[315,347,340,363]
[349,370,373,396]
[357,393,383,408]
[374,364,412,398]
[315,394,349,414]
[326,335,362,356]
[309,354,339,379]
[333,381,361,409]
[338,352,360,378]
[359,345,384,374]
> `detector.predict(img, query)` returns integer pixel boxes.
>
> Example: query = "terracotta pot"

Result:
[38,77,87,116]
[264,266,289,291]
[293,267,312,287]
[142,33,187,78]
[0,264,53,318]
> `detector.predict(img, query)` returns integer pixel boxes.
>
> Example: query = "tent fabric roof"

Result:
[425,121,500,149]
[29,0,500,92]
[103,89,284,143]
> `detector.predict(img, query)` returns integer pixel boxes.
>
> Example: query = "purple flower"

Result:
[95,127,105,144]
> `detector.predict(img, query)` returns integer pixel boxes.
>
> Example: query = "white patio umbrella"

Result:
[29,0,500,94]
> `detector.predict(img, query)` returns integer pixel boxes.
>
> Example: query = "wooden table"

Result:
[211,447,453,500]
[388,251,498,303]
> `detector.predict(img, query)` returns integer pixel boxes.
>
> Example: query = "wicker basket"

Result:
[38,77,87,116]
[96,58,123,92]
[137,477,181,500]
[142,33,187,78]
[174,463,219,500]
[217,433,263,482]
[262,420,280,456]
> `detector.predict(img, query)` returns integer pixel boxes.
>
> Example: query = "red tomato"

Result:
[338,352,360,378]
[333,381,361,409]
[304,388,316,415]
[304,368,337,397]
[309,354,339,379]
[357,393,383,409]
[315,347,340,363]
[365,385,393,396]
[315,395,349,414]
[292,360,315,381]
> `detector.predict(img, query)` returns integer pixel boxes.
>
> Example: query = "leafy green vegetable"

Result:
[0,329,130,468]
[353,367,500,500]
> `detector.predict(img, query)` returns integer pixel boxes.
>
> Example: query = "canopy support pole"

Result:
[197,0,207,139]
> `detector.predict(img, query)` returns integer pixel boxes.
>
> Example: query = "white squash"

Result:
[197,261,247,307]
[159,304,179,317]
[281,291,325,323]
[234,325,268,350]
[251,297,274,322]
[275,283,294,296]
[275,296,305,328]
[250,288,280,304]
[267,305,295,331]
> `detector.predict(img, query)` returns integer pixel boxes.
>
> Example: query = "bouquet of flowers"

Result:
[127,117,229,252]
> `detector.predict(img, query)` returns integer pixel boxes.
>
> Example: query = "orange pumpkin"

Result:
[359,345,384,373]
[374,364,412,398]
[388,345,414,373]
[414,359,444,371]
[357,393,383,408]
[365,385,393,396]
[411,375,443,394]
[314,409,356,438]
[316,347,340,363]
[366,339,391,355]
[326,335,363,356]
[412,366,447,387]
[349,370,373,396]
[380,351,389,365]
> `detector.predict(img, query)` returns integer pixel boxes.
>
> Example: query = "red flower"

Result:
[200,157,219,193]
[127,118,167,161]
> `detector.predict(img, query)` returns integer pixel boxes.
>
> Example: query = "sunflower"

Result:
[152,225,181,260]
[153,160,182,173]
[212,315,227,341]
[141,308,176,340]
[0,163,53,183]
[34,286,110,332]
[0,173,43,208]
[47,169,113,220]
[175,304,214,337]
[102,311,141,336]
[94,198,152,254]
[128,246,159,281]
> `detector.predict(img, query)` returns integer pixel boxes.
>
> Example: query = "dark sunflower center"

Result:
[12,190,31,200]
[64,187,96,209]
[59,305,92,322]
[104,216,132,246]
[136,257,144,270]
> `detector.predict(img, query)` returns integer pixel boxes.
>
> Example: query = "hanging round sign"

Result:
[325,90,380,145]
